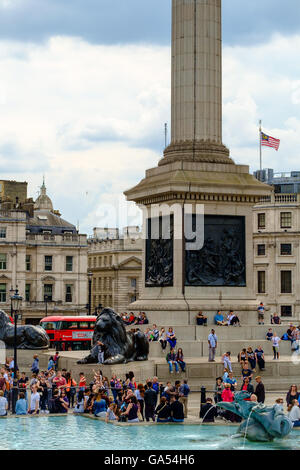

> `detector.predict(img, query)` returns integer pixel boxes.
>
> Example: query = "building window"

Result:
[257,271,266,294]
[281,305,292,317]
[281,271,292,294]
[281,244,292,256]
[257,244,266,256]
[26,255,31,271]
[65,284,73,303]
[45,256,53,271]
[0,284,6,302]
[0,228,6,238]
[25,284,31,302]
[258,213,266,229]
[280,212,292,229]
[44,284,53,301]
[0,254,7,270]
[66,256,73,272]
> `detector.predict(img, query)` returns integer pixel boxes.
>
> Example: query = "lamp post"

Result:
[87,271,93,316]
[11,288,23,414]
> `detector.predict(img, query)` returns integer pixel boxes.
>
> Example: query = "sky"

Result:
[0,0,300,234]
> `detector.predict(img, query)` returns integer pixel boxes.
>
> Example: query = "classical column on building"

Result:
[161,0,232,166]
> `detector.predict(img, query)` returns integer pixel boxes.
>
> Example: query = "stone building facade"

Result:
[88,227,142,313]
[0,181,88,323]
[253,193,300,319]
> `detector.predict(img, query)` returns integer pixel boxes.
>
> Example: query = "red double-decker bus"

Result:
[40,316,97,351]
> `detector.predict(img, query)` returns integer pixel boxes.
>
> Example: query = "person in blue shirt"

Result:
[31,355,39,374]
[214,311,227,326]
[15,392,28,415]
[224,372,237,391]
[94,393,107,418]
[47,357,55,371]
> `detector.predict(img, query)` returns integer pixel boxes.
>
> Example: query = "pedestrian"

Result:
[214,377,223,404]
[288,400,300,427]
[15,392,27,415]
[28,385,40,415]
[272,333,281,360]
[179,379,190,418]
[166,327,177,349]
[241,377,254,395]
[96,341,106,364]
[175,348,186,372]
[144,382,157,422]
[169,395,184,422]
[286,385,300,406]
[135,384,145,421]
[53,352,60,372]
[208,329,218,362]
[255,346,265,371]
[166,348,179,374]
[255,376,265,404]
[31,355,39,375]
[158,328,167,350]
[241,362,253,382]
[221,383,234,402]
[224,372,237,391]
[257,302,265,325]
[200,398,218,423]
[155,397,171,423]
[246,347,256,371]
[222,352,232,372]
[0,390,8,416]
[266,328,273,341]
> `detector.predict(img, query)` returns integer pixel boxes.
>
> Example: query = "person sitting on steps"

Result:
[196,311,207,326]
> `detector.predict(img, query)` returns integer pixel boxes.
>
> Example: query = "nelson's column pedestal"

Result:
[124,0,272,325]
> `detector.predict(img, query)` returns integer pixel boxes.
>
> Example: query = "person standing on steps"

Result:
[257,302,265,325]
[272,332,281,360]
[255,376,265,404]
[208,329,218,362]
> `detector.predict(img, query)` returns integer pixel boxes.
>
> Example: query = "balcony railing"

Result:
[258,194,299,205]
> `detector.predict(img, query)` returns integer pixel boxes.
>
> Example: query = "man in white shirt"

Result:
[272,333,281,360]
[28,385,40,415]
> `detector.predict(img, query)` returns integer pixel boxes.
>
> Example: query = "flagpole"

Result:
[259,119,262,172]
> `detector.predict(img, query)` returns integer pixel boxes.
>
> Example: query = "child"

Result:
[79,372,87,391]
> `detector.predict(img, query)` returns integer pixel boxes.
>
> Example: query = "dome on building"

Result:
[34,178,53,212]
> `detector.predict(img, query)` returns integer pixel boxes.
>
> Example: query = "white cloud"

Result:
[0,32,300,234]
[0,37,170,232]
[223,34,300,171]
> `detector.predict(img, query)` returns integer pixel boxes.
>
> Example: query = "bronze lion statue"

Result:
[0,310,50,349]
[77,308,149,365]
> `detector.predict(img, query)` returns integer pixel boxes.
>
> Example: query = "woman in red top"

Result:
[221,383,234,402]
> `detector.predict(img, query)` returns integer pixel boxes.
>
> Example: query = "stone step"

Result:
[133,310,290,326]
[148,338,293,358]
[133,324,290,341]
[154,357,300,392]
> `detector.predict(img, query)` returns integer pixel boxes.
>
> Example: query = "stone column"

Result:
[161,0,232,165]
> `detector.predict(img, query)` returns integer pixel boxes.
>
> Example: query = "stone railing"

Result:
[258,194,299,205]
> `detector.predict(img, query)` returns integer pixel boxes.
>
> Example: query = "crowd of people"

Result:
[121,312,149,326]
[201,373,300,429]
[0,359,190,423]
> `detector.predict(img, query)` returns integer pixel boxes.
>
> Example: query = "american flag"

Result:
[261,132,280,151]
